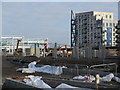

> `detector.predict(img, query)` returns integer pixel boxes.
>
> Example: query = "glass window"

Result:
[110,23,112,27]
[106,15,108,18]
[113,23,115,27]
[106,23,108,26]
[113,33,115,36]
[114,38,116,41]
[109,15,112,19]
[113,29,115,31]
[114,42,116,45]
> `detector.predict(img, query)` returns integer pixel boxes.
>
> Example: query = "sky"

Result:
[2,2,118,45]
[1,0,120,2]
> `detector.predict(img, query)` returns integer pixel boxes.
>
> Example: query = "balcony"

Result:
[116,39,120,43]
[83,41,87,43]
[116,35,120,39]
[83,36,87,39]
[82,31,87,34]
[96,24,102,28]
[97,35,101,38]
[82,16,87,20]
[83,21,87,24]
[116,30,120,34]
[116,25,120,29]
[97,30,102,33]
[103,40,107,43]
[82,25,87,29]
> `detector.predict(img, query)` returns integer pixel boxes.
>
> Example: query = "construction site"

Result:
[1,1,120,90]
[1,34,120,89]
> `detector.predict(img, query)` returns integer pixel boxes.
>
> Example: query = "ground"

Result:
[1,55,120,88]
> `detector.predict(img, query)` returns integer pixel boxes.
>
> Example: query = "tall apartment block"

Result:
[71,11,117,48]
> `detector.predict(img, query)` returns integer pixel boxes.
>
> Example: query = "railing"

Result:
[116,39,120,43]
[89,63,118,76]
[116,30,120,34]
[96,25,102,28]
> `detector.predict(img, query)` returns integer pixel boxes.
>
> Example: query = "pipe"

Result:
[90,63,118,76]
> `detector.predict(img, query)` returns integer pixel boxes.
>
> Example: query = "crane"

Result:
[15,39,22,55]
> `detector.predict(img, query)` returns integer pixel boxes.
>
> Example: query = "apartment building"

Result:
[73,11,117,47]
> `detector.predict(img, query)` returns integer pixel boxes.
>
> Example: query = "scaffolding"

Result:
[71,10,77,47]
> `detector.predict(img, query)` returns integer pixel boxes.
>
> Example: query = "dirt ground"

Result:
[2,56,27,83]
[5,55,120,72]
[2,56,73,85]
[2,55,120,89]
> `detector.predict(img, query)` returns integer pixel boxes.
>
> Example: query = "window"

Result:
[114,42,116,45]
[113,23,115,27]
[114,38,116,41]
[106,23,108,27]
[111,33,112,36]
[110,23,112,27]
[113,29,115,31]
[113,33,115,36]
[109,15,112,19]
[106,15,108,18]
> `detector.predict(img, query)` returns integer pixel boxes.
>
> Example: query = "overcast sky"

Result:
[2,2,118,45]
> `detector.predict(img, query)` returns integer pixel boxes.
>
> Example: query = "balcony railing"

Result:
[116,35,120,39]
[96,25,102,28]
[116,30,120,34]
[116,39,120,43]
[97,35,101,38]
[116,25,120,29]
[82,31,87,34]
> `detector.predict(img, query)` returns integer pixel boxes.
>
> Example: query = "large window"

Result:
[113,33,115,36]
[106,15,108,19]
[106,23,108,27]
[113,23,115,27]
[110,23,112,27]
[109,15,112,19]
[113,29,115,31]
